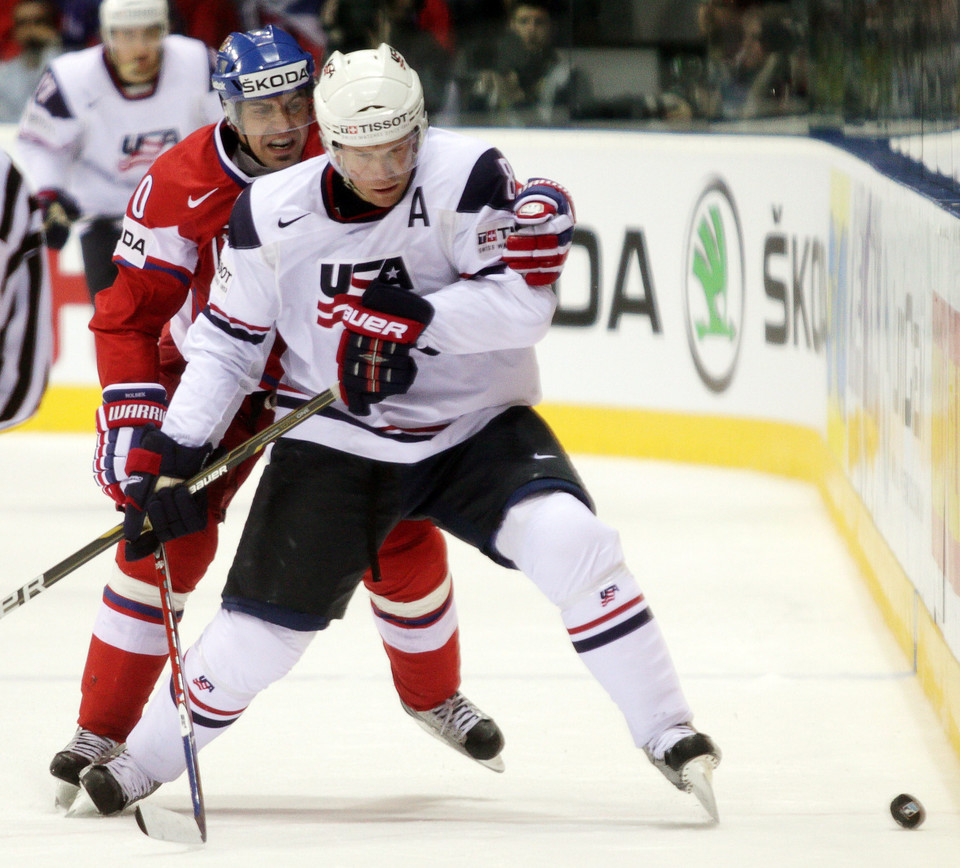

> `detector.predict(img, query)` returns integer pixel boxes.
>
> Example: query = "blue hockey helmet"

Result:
[213,26,316,135]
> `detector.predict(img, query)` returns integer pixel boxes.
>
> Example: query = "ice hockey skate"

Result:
[644,724,721,821]
[74,745,160,816]
[402,691,505,772]
[50,727,120,809]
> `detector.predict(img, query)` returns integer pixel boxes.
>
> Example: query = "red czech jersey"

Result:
[90,119,323,388]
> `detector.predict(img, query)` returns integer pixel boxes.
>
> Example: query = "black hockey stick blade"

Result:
[135,803,205,845]
[0,386,340,619]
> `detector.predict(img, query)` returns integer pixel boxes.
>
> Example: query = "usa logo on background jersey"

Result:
[119,128,180,172]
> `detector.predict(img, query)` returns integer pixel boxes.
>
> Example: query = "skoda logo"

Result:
[682,178,745,393]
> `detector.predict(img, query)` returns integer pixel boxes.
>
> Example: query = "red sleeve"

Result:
[90,264,191,387]
[90,124,232,388]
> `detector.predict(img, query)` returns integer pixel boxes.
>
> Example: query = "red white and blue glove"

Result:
[502,178,576,287]
[93,383,168,508]
[122,428,213,561]
[337,280,434,417]
[32,188,81,251]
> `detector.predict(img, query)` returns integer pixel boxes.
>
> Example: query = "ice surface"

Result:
[1,434,958,866]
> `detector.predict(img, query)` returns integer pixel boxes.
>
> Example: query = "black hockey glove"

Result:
[122,428,213,561]
[337,280,434,416]
[32,188,81,251]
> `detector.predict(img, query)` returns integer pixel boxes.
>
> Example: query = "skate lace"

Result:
[102,749,158,801]
[65,728,118,763]
[433,692,481,739]
[646,724,697,762]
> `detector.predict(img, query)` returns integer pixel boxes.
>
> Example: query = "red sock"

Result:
[77,635,167,741]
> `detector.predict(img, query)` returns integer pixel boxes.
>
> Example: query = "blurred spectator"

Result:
[417,0,452,51]
[320,0,378,52]
[171,0,242,48]
[58,0,102,50]
[456,0,572,124]
[376,0,454,114]
[444,0,508,48]
[0,0,62,123]
[236,0,328,65]
[320,0,453,114]
[734,3,807,118]
[659,0,807,121]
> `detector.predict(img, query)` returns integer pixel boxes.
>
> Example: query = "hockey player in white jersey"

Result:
[49,26,510,810]
[16,0,221,299]
[78,44,722,822]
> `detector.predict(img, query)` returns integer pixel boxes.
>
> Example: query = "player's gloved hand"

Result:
[502,179,576,287]
[122,428,212,561]
[93,382,168,508]
[337,280,434,417]
[32,188,81,251]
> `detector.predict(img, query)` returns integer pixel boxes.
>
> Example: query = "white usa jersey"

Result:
[16,36,221,218]
[164,127,558,463]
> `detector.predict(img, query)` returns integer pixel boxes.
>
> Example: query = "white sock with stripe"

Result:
[127,607,315,782]
[496,491,692,749]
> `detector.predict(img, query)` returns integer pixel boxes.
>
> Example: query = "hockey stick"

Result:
[135,543,206,844]
[0,386,340,619]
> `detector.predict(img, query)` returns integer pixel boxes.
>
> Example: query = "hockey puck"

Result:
[890,793,925,829]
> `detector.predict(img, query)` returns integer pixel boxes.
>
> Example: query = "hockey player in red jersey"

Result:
[51,26,525,808]
[76,43,721,824]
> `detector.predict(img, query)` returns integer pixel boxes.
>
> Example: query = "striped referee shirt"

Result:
[0,148,52,431]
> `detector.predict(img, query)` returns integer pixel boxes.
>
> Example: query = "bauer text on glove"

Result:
[337,280,434,416]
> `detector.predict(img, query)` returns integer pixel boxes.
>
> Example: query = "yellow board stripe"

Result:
[6,385,99,433]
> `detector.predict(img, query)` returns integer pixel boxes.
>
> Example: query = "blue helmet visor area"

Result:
[212,26,317,135]
[221,82,315,136]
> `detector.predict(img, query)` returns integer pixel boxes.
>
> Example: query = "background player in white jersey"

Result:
[77,44,720,823]
[0,147,51,431]
[51,26,531,809]
[16,0,222,300]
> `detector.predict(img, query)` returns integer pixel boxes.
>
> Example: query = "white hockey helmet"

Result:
[99,0,169,43]
[314,43,427,177]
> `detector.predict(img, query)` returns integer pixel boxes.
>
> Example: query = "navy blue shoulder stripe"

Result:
[201,306,268,344]
[457,147,514,214]
[228,185,262,249]
[35,69,72,119]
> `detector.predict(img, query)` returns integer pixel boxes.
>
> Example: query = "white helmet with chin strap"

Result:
[314,43,427,180]
[99,0,169,45]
